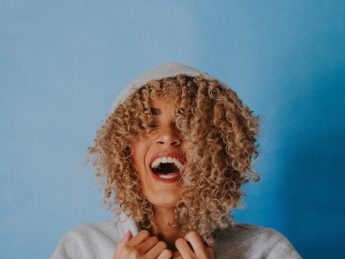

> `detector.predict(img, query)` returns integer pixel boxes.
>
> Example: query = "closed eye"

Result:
[147,124,159,134]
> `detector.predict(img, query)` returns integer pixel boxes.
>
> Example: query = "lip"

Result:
[148,152,185,184]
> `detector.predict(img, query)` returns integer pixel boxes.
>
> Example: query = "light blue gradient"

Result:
[1,1,344,258]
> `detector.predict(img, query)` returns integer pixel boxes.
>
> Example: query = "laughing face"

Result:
[131,97,186,208]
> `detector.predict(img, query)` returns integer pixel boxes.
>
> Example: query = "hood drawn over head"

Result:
[108,63,217,116]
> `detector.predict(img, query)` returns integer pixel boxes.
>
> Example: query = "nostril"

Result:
[171,140,181,146]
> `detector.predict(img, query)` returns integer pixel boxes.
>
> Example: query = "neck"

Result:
[150,207,179,251]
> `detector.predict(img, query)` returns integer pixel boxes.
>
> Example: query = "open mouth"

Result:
[149,156,184,181]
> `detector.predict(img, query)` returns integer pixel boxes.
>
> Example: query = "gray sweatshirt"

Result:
[51,212,301,258]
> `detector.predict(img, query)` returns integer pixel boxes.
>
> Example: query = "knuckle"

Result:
[160,250,172,259]
[139,229,150,238]
[175,238,184,246]
[150,236,159,243]
[140,229,150,235]
[157,241,167,249]
[164,249,173,257]
[185,230,197,239]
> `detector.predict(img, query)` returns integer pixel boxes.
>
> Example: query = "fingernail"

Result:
[123,230,131,239]
[164,249,173,258]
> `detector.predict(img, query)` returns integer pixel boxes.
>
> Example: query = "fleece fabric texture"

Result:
[51,213,301,259]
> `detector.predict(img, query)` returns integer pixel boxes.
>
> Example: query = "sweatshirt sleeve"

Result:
[50,220,117,259]
[215,223,302,259]
[51,228,88,259]
[249,227,302,259]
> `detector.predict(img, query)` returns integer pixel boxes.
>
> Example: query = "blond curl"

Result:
[87,75,260,245]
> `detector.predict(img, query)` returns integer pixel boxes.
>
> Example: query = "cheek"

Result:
[131,138,150,172]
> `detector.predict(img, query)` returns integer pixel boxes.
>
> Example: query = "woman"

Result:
[52,63,301,258]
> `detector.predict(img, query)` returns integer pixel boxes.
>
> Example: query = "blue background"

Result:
[1,1,344,258]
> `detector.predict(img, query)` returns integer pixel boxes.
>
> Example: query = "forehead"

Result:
[150,96,178,117]
[150,94,178,106]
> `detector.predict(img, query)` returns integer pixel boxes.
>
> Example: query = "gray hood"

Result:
[108,63,215,115]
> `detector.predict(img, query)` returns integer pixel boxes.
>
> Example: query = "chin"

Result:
[146,192,180,209]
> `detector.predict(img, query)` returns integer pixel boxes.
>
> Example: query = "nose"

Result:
[156,127,181,147]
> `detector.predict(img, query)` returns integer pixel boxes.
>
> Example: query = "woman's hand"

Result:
[173,231,215,259]
[113,230,173,259]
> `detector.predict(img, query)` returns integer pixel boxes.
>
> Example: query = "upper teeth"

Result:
[150,156,183,170]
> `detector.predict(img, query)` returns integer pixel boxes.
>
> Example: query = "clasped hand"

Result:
[113,229,215,259]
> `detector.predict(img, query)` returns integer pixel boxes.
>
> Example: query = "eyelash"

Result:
[146,124,159,134]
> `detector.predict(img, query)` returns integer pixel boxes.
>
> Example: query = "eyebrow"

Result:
[150,107,161,115]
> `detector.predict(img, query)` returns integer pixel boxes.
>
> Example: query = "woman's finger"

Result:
[172,251,183,259]
[126,229,150,247]
[112,231,132,259]
[184,231,208,257]
[206,245,216,259]
[157,249,173,259]
[175,238,194,258]
[137,235,159,254]
[145,240,169,258]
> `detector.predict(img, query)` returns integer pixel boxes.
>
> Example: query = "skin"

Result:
[113,97,215,259]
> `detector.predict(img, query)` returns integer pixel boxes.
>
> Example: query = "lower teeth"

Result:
[157,173,179,179]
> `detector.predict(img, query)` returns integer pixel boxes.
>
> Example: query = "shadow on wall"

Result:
[282,132,345,257]
[280,66,345,258]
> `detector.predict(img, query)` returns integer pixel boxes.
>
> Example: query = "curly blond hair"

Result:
[87,75,260,245]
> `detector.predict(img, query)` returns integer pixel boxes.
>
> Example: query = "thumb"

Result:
[121,230,133,243]
[113,230,132,258]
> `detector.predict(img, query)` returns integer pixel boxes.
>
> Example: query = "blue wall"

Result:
[1,1,344,258]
